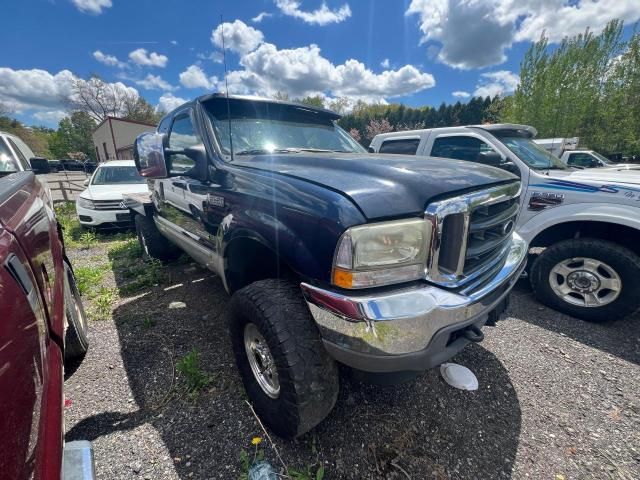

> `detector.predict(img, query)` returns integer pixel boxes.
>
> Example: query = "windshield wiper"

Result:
[235,148,301,156]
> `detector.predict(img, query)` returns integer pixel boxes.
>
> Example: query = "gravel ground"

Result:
[64,234,640,480]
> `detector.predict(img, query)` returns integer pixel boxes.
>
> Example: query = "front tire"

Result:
[64,262,89,361]
[229,279,339,438]
[530,238,640,322]
[134,214,179,261]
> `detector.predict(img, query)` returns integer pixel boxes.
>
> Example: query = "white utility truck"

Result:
[371,124,640,322]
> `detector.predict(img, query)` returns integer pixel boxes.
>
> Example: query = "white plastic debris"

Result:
[440,362,479,391]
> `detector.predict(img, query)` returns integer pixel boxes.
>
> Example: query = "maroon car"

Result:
[0,167,94,479]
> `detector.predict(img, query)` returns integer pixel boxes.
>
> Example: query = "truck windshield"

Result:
[204,98,365,158]
[91,166,146,185]
[497,136,567,170]
[0,138,20,175]
[592,151,613,165]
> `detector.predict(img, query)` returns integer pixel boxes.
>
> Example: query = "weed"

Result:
[118,258,166,295]
[89,287,117,320]
[289,465,325,480]
[107,238,142,260]
[142,317,155,329]
[74,264,110,295]
[79,230,97,249]
[176,349,211,396]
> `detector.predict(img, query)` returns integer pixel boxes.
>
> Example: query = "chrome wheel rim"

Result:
[244,323,280,398]
[549,257,622,308]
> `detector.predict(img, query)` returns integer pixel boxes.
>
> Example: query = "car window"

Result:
[12,136,35,160]
[379,139,420,155]
[168,113,199,175]
[6,138,31,171]
[0,138,20,173]
[568,153,597,167]
[431,136,496,162]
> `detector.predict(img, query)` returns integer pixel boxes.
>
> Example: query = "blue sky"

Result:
[1,0,638,127]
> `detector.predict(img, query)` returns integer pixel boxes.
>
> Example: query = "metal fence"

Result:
[43,171,89,202]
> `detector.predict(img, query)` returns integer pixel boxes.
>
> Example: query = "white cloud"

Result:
[380,58,390,69]
[212,20,264,54]
[33,110,67,124]
[197,51,224,63]
[71,0,112,15]
[157,93,188,112]
[275,0,351,25]
[473,70,519,98]
[219,41,435,101]
[0,67,142,124]
[406,0,640,69]
[93,50,126,68]
[452,90,471,99]
[128,48,168,68]
[252,12,272,23]
[135,74,176,91]
[170,40,178,45]
[179,65,218,89]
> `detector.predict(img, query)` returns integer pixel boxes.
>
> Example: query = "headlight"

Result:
[77,197,95,209]
[332,218,430,289]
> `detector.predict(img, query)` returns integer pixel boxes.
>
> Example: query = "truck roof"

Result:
[372,123,538,141]
[160,93,341,123]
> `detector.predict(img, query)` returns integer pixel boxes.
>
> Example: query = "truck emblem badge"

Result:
[207,194,224,207]
[528,192,565,211]
[119,201,127,209]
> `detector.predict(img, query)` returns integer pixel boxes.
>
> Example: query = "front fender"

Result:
[518,202,640,244]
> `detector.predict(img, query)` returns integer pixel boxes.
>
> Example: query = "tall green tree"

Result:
[49,111,96,160]
[502,20,639,155]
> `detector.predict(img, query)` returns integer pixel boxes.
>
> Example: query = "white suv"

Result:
[76,160,149,228]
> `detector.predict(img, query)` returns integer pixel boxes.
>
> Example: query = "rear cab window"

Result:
[379,138,420,155]
[431,135,495,162]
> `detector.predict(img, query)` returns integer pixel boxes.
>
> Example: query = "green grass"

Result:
[176,349,212,396]
[89,287,118,321]
[74,264,111,296]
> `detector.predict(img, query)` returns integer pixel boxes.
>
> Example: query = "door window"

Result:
[168,113,200,175]
[431,136,496,162]
[567,153,597,167]
[379,138,420,155]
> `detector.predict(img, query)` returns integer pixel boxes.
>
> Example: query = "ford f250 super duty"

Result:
[372,124,640,322]
[125,95,527,438]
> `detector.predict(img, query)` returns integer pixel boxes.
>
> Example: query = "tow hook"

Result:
[462,325,484,343]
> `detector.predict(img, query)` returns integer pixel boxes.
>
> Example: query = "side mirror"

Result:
[134,132,168,178]
[29,157,50,174]
[476,151,502,167]
[165,144,208,182]
[83,179,90,187]
[502,161,521,176]
[367,146,375,153]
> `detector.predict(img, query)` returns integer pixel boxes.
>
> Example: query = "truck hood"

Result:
[233,153,517,219]
[549,168,640,186]
[81,183,149,200]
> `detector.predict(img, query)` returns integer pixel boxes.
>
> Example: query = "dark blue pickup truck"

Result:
[125,94,527,438]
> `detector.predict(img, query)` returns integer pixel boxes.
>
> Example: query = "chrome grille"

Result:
[92,199,126,210]
[425,182,521,288]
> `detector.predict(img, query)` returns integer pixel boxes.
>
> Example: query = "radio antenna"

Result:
[220,15,234,161]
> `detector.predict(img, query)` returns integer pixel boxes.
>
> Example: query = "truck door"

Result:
[0,230,53,480]
[156,109,223,272]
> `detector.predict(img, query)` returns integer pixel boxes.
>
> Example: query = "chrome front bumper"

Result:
[301,233,527,372]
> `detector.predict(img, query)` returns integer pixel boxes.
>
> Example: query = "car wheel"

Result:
[530,238,640,322]
[134,214,179,261]
[229,279,339,438]
[64,262,89,361]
